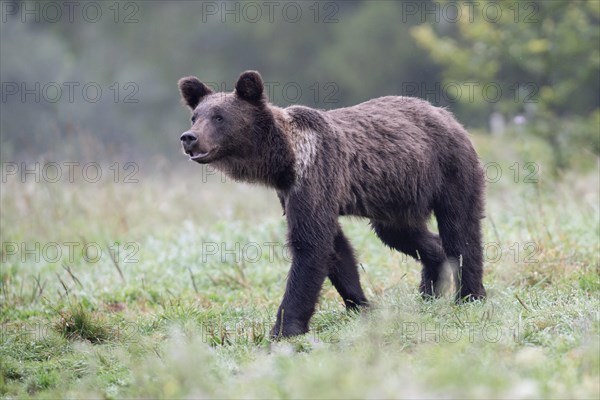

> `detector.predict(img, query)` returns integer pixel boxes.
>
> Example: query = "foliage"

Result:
[412,0,600,168]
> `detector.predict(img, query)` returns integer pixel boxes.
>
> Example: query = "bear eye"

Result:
[213,115,224,123]
[191,115,197,124]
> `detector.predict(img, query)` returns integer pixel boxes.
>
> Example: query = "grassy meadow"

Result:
[1,133,599,399]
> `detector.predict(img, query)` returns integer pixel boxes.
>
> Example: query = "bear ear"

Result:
[178,76,213,109]
[235,70,265,103]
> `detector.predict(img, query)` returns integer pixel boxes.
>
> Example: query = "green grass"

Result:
[1,133,599,398]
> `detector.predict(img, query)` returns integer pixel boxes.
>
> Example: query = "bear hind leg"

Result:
[371,222,447,297]
[434,198,486,301]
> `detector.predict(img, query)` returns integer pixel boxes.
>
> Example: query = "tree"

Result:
[411,0,600,168]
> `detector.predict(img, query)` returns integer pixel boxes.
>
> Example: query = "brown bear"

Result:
[178,70,486,338]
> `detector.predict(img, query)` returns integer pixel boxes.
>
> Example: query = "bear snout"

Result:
[180,131,198,150]
[180,130,218,163]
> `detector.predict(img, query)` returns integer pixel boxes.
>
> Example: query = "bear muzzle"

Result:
[180,131,219,163]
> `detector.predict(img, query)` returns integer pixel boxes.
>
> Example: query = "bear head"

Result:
[178,70,267,165]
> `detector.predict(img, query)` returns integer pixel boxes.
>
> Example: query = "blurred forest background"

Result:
[0,0,599,170]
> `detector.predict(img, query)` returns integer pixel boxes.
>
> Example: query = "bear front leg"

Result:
[271,245,331,338]
[270,195,337,339]
[328,227,369,311]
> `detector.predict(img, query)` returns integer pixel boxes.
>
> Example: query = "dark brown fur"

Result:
[178,71,486,338]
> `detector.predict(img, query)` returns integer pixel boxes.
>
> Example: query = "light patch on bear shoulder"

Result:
[290,128,318,182]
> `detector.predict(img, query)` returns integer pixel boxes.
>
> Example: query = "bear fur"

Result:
[178,70,486,338]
